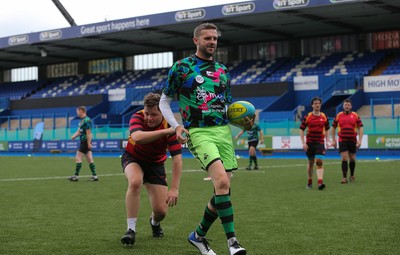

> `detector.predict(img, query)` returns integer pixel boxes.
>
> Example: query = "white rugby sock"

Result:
[127,218,137,231]
[151,217,160,226]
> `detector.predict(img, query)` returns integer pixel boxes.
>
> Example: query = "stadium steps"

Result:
[55,117,70,128]
[370,54,396,76]
[357,104,400,118]
[323,95,349,117]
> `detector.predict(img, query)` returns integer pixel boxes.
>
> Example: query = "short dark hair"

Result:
[311,97,322,105]
[77,106,86,113]
[343,98,352,104]
[143,93,161,109]
[193,23,218,38]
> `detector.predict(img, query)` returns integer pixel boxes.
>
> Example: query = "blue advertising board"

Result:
[0,0,358,49]
[8,141,34,151]
[7,139,123,152]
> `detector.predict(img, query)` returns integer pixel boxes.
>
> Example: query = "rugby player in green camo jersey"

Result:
[159,23,246,255]
[68,106,98,182]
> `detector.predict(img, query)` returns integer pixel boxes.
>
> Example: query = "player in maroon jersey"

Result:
[120,93,182,246]
[300,97,330,190]
[331,99,364,184]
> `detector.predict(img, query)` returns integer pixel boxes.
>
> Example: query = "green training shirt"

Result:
[163,55,232,128]
[247,123,261,142]
[78,116,92,142]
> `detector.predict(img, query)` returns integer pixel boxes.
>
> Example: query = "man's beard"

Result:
[200,46,215,59]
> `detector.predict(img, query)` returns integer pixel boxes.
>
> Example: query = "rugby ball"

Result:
[227,101,255,130]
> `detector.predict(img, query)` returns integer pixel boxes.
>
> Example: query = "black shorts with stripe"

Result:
[248,140,259,149]
[339,141,357,154]
[78,141,91,154]
[306,142,326,160]
[121,151,167,186]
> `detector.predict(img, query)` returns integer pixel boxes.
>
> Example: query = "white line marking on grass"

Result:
[0,160,393,182]
[0,173,124,182]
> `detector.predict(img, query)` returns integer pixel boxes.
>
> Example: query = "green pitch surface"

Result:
[1,156,399,255]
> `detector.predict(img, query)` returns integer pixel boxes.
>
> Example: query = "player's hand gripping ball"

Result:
[227,101,256,131]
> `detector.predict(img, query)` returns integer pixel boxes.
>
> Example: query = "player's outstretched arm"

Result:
[174,126,189,144]
[331,127,337,148]
[86,129,92,149]
[167,154,182,207]
[300,129,308,151]
[357,126,364,148]
[131,128,175,145]
[71,130,80,140]
[159,93,188,144]
[234,130,244,140]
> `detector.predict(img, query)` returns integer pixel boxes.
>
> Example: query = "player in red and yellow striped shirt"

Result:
[300,97,330,190]
[331,99,364,184]
[120,93,182,246]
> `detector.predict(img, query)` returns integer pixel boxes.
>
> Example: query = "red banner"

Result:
[372,30,400,49]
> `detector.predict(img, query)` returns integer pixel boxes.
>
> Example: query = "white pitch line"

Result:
[0,160,391,182]
[0,173,124,182]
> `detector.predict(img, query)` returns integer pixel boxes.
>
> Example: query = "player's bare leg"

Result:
[316,159,325,190]
[145,183,168,237]
[68,151,83,181]
[121,163,144,245]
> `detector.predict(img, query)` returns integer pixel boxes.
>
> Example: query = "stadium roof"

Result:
[1,0,400,70]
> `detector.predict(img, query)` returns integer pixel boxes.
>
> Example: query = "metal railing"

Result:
[370,97,400,118]
[1,116,399,141]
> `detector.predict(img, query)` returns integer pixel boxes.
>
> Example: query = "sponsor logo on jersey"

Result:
[195,75,205,83]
